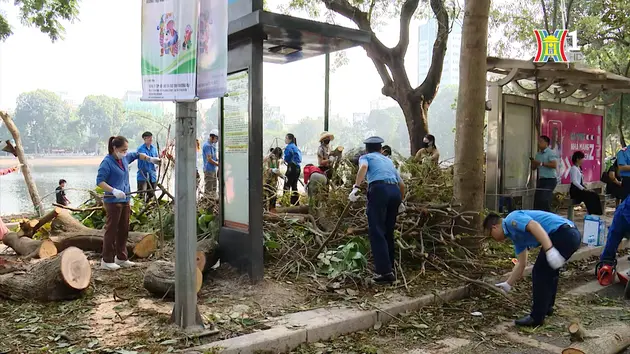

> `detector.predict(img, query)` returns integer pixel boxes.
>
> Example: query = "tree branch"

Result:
[394,0,421,58]
[565,0,575,28]
[541,0,550,32]
[413,0,449,102]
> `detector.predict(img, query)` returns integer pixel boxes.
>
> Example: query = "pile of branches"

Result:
[262,153,488,285]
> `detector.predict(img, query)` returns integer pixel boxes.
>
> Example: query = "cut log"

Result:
[568,321,586,342]
[0,247,91,301]
[143,261,202,298]
[18,208,61,238]
[562,322,630,354]
[2,232,58,259]
[274,205,310,214]
[50,210,157,258]
[196,239,219,274]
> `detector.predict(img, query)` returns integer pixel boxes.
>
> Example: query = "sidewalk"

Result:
[187,240,629,354]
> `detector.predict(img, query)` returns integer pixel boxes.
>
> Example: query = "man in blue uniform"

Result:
[616,147,630,200]
[597,194,630,284]
[483,210,581,326]
[202,129,220,199]
[137,131,159,202]
[531,135,558,211]
[349,136,405,285]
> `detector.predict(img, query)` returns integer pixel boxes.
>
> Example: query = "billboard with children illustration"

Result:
[141,0,227,101]
[541,109,603,185]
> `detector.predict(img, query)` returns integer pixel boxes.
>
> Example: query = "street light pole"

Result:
[324,53,330,131]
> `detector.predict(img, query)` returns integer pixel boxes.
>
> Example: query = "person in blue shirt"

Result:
[616,147,630,200]
[531,135,558,211]
[349,136,406,285]
[483,210,581,327]
[202,129,220,199]
[96,136,161,271]
[596,194,630,285]
[137,131,159,203]
[283,133,302,206]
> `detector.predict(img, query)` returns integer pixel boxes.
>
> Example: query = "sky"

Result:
[0,0,432,122]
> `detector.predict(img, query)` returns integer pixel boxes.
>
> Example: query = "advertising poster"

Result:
[196,0,228,99]
[541,109,603,184]
[222,71,249,231]
[141,0,198,101]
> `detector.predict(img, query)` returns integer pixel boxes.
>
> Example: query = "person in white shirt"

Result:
[569,151,603,215]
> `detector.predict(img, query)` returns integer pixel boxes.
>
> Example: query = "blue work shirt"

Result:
[284,143,302,168]
[202,141,218,172]
[535,147,558,179]
[96,153,139,203]
[616,148,630,177]
[359,152,401,184]
[503,210,574,256]
[137,144,158,182]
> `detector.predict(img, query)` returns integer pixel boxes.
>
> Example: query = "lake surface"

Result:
[0,155,317,215]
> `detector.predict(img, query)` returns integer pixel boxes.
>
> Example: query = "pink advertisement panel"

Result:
[541,109,603,185]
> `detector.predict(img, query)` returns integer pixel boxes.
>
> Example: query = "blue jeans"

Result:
[600,205,630,263]
[531,225,581,322]
[366,183,402,276]
[534,178,557,212]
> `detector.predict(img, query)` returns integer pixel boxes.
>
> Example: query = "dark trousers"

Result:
[570,185,603,215]
[366,183,402,276]
[137,180,156,203]
[600,205,630,263]
[103,202,131,263]
[622,177,630,201]
[284,163,301,205]
[531,225,581,322]
[534,178,557,212]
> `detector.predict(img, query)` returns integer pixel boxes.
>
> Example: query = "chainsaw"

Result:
[595,260,630,299]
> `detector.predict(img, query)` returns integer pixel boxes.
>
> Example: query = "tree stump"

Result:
[563,322,630,354]
[196,239,219,275]
[143,260,202,299]
[0,247,91,301]
[2,232,58,259]
[50,210,157,258]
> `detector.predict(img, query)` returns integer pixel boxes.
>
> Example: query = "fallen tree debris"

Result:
[143,260,203,298]
[196,238,220,275]
[563,322,630,354]
[2,232,57,260]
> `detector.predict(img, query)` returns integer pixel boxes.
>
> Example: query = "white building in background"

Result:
[417,19,462,86]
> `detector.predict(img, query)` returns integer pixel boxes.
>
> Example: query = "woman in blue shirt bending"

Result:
[96,136,161,271]
[283,133,302,205]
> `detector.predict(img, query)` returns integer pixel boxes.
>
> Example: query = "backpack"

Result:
[303,164,323,185]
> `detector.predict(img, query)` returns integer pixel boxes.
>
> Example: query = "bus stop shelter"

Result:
[485,57,630,211]
[217,0,370,282]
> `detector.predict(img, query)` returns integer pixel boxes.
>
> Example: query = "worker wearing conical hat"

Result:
[317,132,334,174]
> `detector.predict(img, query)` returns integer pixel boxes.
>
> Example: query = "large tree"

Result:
[0,0,80,41]
[453,0,490,221]
[77,95,125,153]
[289,0,451,154]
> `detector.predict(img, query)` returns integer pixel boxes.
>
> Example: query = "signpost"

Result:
[141,0,227,329]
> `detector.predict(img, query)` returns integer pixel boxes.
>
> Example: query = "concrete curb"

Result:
[187,241,629,354]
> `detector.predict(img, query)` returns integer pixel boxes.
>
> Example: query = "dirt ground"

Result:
[292,258,630,354]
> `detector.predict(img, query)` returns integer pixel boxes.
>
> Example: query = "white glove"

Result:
[495,281,512,293]
[348,187,360,202]
[149,157,161,165]
[398,203,406,214]
[271,168,280,175]
[545,247,566,270]
[112,189,126,199]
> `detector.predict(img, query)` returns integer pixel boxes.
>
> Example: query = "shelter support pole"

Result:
[324,53,330,131]
[171,101,203,329]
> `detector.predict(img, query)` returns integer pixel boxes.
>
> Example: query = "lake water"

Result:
[0,155,317,215]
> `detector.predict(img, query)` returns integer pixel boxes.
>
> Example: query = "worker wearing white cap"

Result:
[202,129,220,199]
[349,136,406,285]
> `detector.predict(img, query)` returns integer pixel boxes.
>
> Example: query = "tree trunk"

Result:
[562,322,630,354]
[0,247,91,301]
[619,94,626,147]
[2,232,58,259]
[49,210,157,258]
[0,111,45,216]
[402,97,430,155]
[453,0,490,229]
[196,238,220,275]
[143,260,203,298]
[18,208,61,238]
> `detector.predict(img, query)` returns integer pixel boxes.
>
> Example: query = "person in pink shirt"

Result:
[0,166,19,240]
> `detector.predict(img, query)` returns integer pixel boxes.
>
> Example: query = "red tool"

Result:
[618,270,630,299]
[596,260,617,287]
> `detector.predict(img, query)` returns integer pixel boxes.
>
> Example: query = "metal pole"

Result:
[324,53,330,131]
[171,101,203,329]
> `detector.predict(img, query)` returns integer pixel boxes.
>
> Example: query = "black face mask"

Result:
[323,139,330,145]
[422,142,430,148]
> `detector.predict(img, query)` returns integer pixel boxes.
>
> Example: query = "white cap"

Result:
[210,129,219,137]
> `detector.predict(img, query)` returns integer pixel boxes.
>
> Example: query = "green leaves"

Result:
[1,0,80,42]
[316,237,369,279]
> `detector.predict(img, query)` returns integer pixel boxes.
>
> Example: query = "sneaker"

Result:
[101,260,121,271]
[115,257,136,268]
[373,273,396,285]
